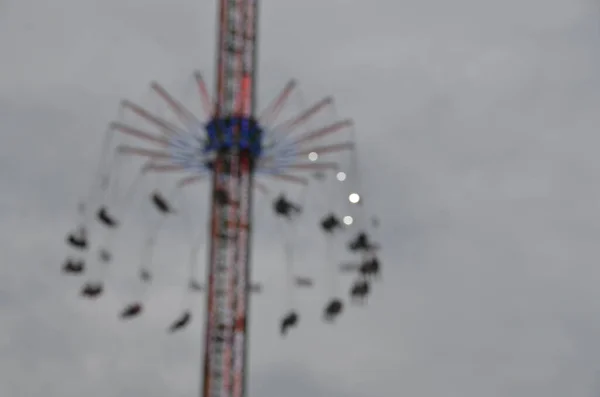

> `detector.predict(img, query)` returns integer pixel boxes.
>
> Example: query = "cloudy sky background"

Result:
[1,0,600,396]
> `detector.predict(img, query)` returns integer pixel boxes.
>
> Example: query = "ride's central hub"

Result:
[204,116,264,158]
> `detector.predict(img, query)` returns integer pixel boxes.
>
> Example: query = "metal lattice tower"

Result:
[203,1,258,397]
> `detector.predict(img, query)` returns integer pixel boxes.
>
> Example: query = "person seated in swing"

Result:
[280,311,299,336]
[80,282,103,298]
[62,258,84,274]
[359,256,381,278]
[120,302,143,319]
[323,298,343,321]
[168,311,191,332]
[348,232,378,252]
[350,279,370,303]
[151,190,174,214]
[273,194,302,219]
[321,213,342,233]
[66,227,88,250]
[97,206,118,228]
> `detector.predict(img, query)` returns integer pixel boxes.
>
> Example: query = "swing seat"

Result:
[120,302,143,319]
[97,207,119,228]
[168,311,191,332]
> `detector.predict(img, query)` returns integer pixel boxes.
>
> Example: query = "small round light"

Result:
[308,152,318,161]
[349,193,360,204]
[343,216,353,225]
[336,171,346,181]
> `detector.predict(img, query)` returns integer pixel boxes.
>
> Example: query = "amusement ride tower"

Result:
[62,0,380,396]
[201,1,259,397]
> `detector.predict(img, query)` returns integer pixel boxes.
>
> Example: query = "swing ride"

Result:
[60,1,381,397]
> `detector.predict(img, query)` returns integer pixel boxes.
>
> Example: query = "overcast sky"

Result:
[1,0,600,396]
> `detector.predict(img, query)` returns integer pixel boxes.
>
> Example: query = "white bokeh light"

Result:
[349,193,360,204]
[308,152,318,161]
[336,171,346,181]
[343,215,353,225]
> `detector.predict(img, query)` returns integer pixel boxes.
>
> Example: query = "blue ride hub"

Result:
[204,116,264,167]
